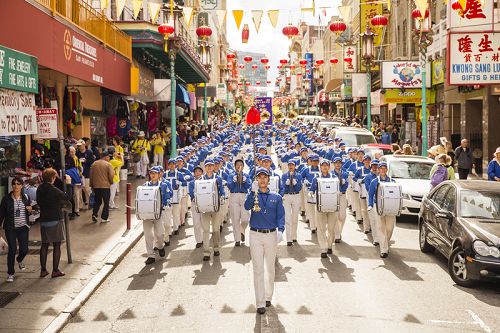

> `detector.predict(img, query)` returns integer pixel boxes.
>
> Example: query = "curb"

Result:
[42,222,144,333]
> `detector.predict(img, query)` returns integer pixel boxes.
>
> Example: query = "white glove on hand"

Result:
[185,176,192,181]
[252,180,259,192]
[308,191,314,198]
[233,175,237,182]
[292,179,297,186]
[304,180,310,186]
[242,175,247,182]
[368,206,373,211]
[276,231,283,243]
[285,179,290,186]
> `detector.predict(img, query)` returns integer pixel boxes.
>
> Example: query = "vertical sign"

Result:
[343,45,357,72]
[254,97,273,125]
[33,108,58,139]
[305,52,314,95]
[360,0,382,71]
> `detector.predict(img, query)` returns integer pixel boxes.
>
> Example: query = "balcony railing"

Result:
[34,0,131,60]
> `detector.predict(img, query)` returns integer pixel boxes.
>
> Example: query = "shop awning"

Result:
[324,78,343,92]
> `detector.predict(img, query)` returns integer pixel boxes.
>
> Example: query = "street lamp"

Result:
[196,26,212,127]
[361,24,375,132]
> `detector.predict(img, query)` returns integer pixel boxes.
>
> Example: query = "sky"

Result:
[226,0,340,83]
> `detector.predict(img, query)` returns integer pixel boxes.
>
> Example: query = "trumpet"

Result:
[274,110,285,122]
[231,113,241,125]
[253,191,261,212]
[261,110,271,123]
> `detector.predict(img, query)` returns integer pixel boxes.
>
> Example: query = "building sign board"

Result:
[381,61,431,88]
[447,0,494,32]
[343,45,357,73]
[383,89,435,104]
[0,88,36,136]
[33,108,58,139]
[0,45,38,94]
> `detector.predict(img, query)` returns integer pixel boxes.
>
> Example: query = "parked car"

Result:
[380,155,435,216]
[317,121,345,133]
[418,180,500,287]
[361,144,393,159]
[297,115,325,125]
[331,127,376,147]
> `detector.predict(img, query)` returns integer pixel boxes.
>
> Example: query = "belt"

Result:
[231,191,247,194]
[250,227,276,233]
[285,192,299,195]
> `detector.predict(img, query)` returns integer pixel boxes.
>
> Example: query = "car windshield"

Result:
[388,161,434,179]
[336,133,376,146]
[460,190,500,220]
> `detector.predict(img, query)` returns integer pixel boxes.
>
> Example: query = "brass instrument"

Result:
[274,110,285,122]
[288,110,298,119]
[260,110,271,123]
[231,113,241,125]
[236,164,243,186]
[253,190,261,212]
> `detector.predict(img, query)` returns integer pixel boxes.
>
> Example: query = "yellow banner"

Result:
[116,0,126,19]
[148,2,161,24]
[432,59,444,85]
[360,0,382,71]
[232,10,244,30]
[268,10,279,28]
[100,0,108,10]
[132,0,143,20]
[183,7,194,28]
[252,10,263,33]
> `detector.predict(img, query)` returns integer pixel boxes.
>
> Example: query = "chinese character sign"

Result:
[360,0,382,47]
[448,0,493,31]
[305,52,314,95]
[254,97,273,125]
[449,32,500,84]
[381,61,431,88]
[343,45,357,73]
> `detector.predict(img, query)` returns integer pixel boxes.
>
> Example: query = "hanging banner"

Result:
[360,0,382,71]
[432,59,445,85]
[448,0,494,31]
[215,10,227,31]
[381,61,431,88]
[0,45,38,94]
[242,24,250,43]
[252,10,264,33]
[448,32,500,84]
[183,7,194,27]
[383,89,435,104]
[33,108,58,139]
[268,10,279,28]
[232,10,244,30]
[305,52,314,95]
[148,2,161,24]
[343,45,357,72]
[0,88,36,136]
[254,97,273,125]
[132,0,143,19]
[414,0,429,23]
[116,0,126,19]
[352,73,368,98]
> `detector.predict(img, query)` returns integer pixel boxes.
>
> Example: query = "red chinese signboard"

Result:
[448,0,494,31]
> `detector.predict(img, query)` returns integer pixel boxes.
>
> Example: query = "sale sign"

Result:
[0,88,36,136]
[33,108,58,139]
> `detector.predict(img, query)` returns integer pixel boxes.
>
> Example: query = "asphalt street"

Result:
[61,212,500,333]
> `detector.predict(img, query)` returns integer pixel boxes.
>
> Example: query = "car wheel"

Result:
[419,221,435,253]
[448,247,476,288]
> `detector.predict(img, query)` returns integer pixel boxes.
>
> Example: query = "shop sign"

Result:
[329,92,341,102]
[33,108,58,139]
[201,0,218,10]
[341,79,352,100]
[447,0,494,32]
[0,45,38,94]
[343,45,357,73]
[216,83,227,101]
[448,32,500,84]
[352,73,368,98]
[298,98,308,108]
[0,88,36,136]
[432,59,445,85]
[131,61,154,100]
[383,89,435,104]
[317,89,328,102]
[381,61,431,88]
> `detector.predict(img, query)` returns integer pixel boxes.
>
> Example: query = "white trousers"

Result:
[300,186,306,212]
[283,194,301,242]
[368,203,381,244]
[306,202,317,230]
[153,152,164,166]
[191,204,204,244]
[250,230,278,308]
[73,184,83,213]
[136,157,149,177]
[82,177,91,207]
[316,211,337,252]
[334,193,348,239]
[180,190,188,225]
[229,193,250,242]
[143,219,165,258]
[171,203,181,232]
[201,211,222,256]
[352,190,363,222]
[360,195,370,232]
[109,182,119,208]
[376,211,396,254]
[162,206,172,242]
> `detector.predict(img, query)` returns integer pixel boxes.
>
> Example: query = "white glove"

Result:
[242,176,247,182]
[368,206,373,211]
[292,179,297,186]
[285,179,290,186]
[276,230,283,243]
[308,191,314,198]
[233,175,237,182]
[223,180,227,186]
[304,180,310,186]
[185,176,192,181]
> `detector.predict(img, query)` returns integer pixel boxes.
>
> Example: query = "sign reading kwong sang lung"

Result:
[448,32,500,85]
[381,61,431,89]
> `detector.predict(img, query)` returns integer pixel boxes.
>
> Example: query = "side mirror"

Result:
[436,210,454,225]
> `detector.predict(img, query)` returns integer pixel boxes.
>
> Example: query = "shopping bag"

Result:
[0,237,8,255]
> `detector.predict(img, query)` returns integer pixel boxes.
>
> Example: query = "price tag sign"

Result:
[0,88,37,136]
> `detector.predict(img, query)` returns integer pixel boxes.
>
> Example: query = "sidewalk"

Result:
[0,178,145,332]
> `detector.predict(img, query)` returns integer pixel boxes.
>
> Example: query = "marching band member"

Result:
[301,154,320,233]
[227,159,251,246]
[310,159,337,258]
[157,166,173,247]
[188,166,205,248]
[348,149,365,225]
[164,159,184,235]
[363,160,380,246]
[176,156,193,227]
[132,131,151,179]
[244,168,285,315]
[297,147,309,216]
[200,159,225,261]
[142,167,170,265]
[214,157,230,225]
[280,159,303,246]
[367,162,395,258]
[354,155,373,234]
[332,157,349,243]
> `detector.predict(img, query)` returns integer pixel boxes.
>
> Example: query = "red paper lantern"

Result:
[277,78,282,82]
[245,81,250,86]
[256,81,261,85]
[237,82,243,86]
[280,59,288,65]
[243,55,253,63]
[316,59,325,65]
[412,8,429,19]
[329,57,339,64]
[264,65,270,70]
[344,57,352,63]
[305,68,310,73]
[297,72,303,76]
[260,57,269,64]
[196,25,212,39]
[239,64,245,69]
[246,106,261,125]
[282,24,299,38]
[299,59,307,66]
[451,0,462,10]
[329,21,347,34]
[227,53,236,60]
[266,80,272,84]
[277,65,283,69]
[290,65,296,69]
[371,15,388,27]
[242,24,250,43]
[158,23,175,36]
[252,64,258,69]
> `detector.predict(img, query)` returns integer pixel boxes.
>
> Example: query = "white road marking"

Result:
[467,309,492,333]
[429,320,466,325]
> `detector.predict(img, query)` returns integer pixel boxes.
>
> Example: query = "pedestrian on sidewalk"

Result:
[487,147,500,181]
[37,168,71,278]
[76,139,95,209]
[89,151,114,223]
[455,139,474,180]
[0,177,33,283]
[132,131,151,179]
[65,157,82,219]
[107,147,123,210]
[150,131,165,167]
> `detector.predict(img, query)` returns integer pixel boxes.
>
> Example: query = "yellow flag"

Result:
[148,2,162,24]
[132,0,143,19]
[233,10,244,30]
[115,0,126,18]
[414,0,429,19]
[215,10,227,31]
[268,10,279,28]
[252,10,263,33]
[100,0,108,10]
[183,7,194,27]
